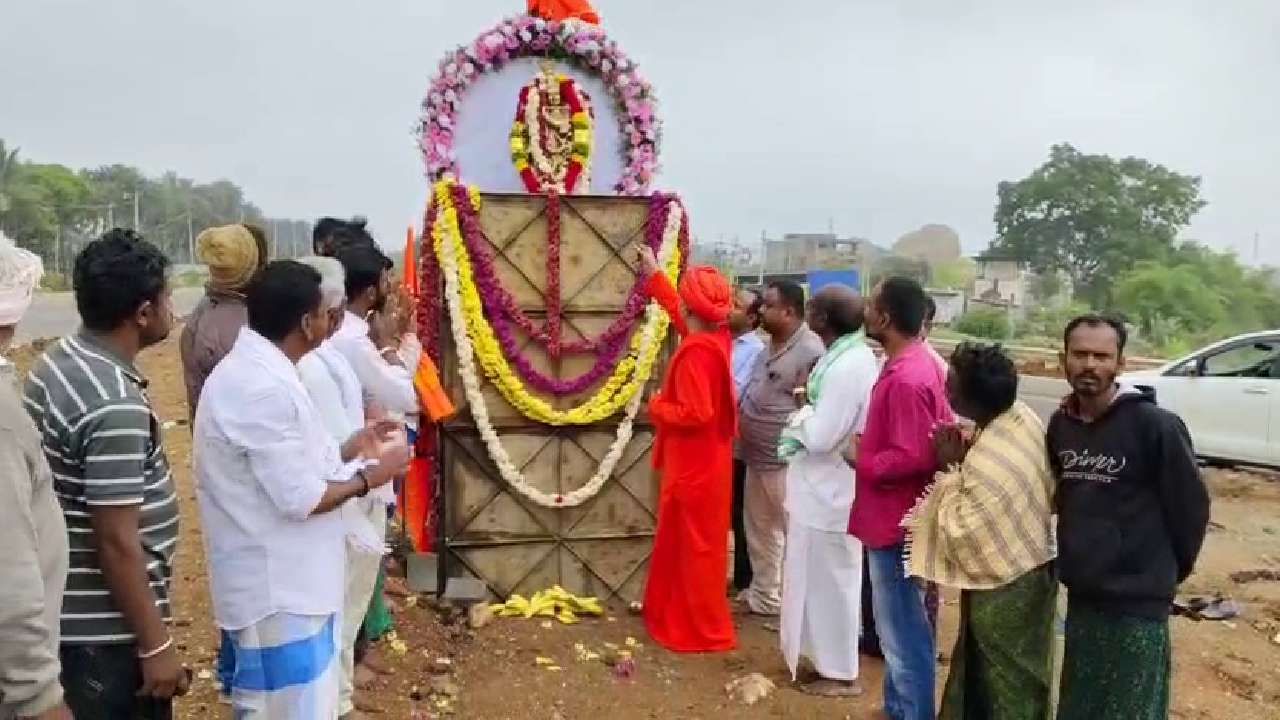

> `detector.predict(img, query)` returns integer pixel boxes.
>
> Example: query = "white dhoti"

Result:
[781,519,863,681]
[742,464,788,615]
[338,498,388,716]
[228,612,340,719]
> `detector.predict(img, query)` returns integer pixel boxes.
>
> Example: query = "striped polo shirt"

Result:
[23,331,179,645]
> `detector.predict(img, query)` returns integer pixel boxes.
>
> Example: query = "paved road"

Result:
[16,287,205,344]
[1020,374,1070,424]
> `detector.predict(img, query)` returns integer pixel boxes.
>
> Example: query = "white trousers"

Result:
[742,465,788,615]
[781,520,863,681]
[338,500,387,716]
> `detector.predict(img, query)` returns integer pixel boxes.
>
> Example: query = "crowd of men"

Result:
[635,252,1211,720]
[0,221,1210,720]
[0,221,417,719]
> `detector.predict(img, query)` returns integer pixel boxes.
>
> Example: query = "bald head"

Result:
[807,284,865,346]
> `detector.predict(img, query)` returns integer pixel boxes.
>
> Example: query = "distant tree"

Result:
[1028,272,1064,303]
[1113,262,1225,336]
[870,255,929,287]
[0,140,311,267]
[990,143,1206,307]
[0,162,92,263]
[0,140,20,217]
[929,258,976,290]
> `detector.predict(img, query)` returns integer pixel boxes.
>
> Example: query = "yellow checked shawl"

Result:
[903,401,1056,590]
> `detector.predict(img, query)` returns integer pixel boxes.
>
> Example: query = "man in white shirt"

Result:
[777,284,877,697]
[330,243,417,417]
[294,256,390,720]
[329,241,418,677]
[194,260,407,719]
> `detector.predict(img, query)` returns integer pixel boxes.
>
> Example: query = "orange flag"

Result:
[403,225,420,299]
[527,0,600,24]
[414,354,456,423]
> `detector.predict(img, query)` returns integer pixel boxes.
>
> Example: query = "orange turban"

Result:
[678,266,733,325]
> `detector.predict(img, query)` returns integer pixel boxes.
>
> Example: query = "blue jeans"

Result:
[217,629,235,693]
[868,543,936,720]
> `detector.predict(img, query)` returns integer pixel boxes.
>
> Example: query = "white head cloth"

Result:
[0,232,43,325]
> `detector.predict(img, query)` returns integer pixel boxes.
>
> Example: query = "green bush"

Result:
[955,308,1014,340]
[39,272,71,291]
[1016,302,1091,341]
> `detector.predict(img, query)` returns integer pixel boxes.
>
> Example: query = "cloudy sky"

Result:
[3,0,1277,263]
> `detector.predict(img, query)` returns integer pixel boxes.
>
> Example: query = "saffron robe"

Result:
[641,273,737,653]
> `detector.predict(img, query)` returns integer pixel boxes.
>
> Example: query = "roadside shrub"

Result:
[955,308,1014,340]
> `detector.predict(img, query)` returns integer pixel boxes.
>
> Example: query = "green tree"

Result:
[929,257,976,290]
[990,143,1206,307]
[1113,262,1225,336]
[0,140,20,217]
[0,162,93,265]
[870,255,930,287]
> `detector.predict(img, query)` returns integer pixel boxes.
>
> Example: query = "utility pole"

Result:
[758,230,766,286]
[1254,232,1261,265]
[187,210,195,264]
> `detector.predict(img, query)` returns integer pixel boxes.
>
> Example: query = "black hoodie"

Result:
[1048,385,1211,619]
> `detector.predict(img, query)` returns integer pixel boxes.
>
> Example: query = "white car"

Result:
[1124,330,1280,469]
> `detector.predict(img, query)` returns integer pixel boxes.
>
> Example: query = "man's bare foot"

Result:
[384,575,411,598]
[799,678,864,697]
[361,650,396,677]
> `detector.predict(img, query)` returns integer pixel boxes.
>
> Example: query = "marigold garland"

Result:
[438,234,660,508]
[446,183,688,395]
[432,180,680,426]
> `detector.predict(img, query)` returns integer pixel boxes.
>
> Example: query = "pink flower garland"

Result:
[419,15,661,196]
[447,184,689,396]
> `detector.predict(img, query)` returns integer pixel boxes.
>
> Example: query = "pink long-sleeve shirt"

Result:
[847,340,954,549]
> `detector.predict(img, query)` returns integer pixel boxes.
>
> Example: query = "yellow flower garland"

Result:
[432,181,680,426]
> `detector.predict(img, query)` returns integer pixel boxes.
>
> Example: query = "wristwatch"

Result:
[355,470,371,498]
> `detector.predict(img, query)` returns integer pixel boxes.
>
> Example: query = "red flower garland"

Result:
[544,191,563,358]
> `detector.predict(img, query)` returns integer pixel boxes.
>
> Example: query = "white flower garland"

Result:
[441,200,683,508]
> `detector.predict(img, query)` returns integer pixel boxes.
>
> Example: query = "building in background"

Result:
[762,233,885,274]
[971,253,1029,310]
[925,289,965,325]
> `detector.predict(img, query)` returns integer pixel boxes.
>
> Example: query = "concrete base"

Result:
[406,552,439,594]
[442,576,489,607]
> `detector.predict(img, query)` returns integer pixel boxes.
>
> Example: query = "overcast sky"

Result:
[3,0,1277,264]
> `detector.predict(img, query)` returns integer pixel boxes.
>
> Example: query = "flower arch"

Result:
[418,15,661,195]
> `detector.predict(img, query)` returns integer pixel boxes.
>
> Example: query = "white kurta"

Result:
[780,342,877,681]
[298,340,387,717]
[194,329,353,719]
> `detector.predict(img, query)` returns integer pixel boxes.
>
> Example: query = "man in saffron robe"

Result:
[636,246,737,653]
